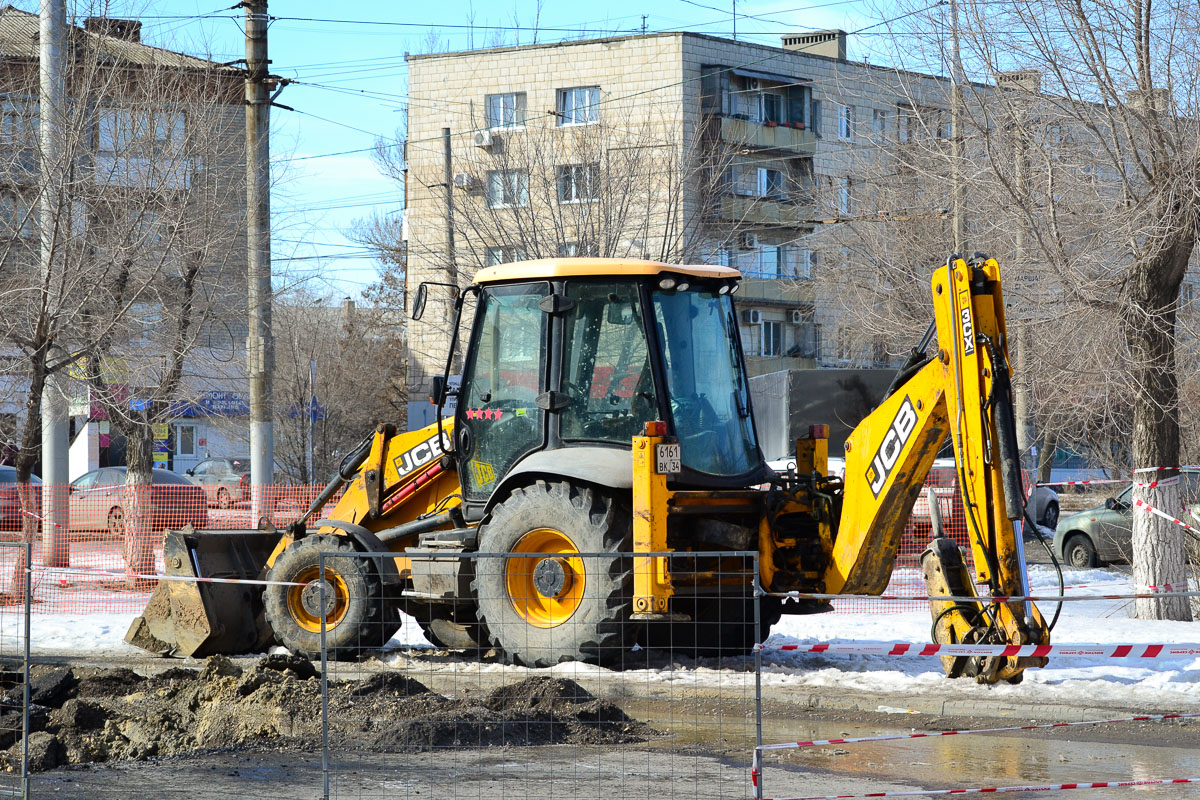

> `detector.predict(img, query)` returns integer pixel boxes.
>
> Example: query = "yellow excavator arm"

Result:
[824,255,1048,684]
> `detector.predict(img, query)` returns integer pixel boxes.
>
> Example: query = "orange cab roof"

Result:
[472,257,742,285]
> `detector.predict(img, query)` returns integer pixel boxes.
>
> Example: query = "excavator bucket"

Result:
[125,527,282,658]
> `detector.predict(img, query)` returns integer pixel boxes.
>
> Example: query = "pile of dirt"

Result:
[0,657,653,772]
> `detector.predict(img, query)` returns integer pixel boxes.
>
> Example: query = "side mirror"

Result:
[185,469,194,476]
[412,283,428,321]
[430,375,445,404]
[1105,497,1125,511]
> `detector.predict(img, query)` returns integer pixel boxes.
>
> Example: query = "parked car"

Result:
[185,457,251,509]
[0,466,41,534]
[769,457,1060,529]
[1053,469,1200,567]
[68,467,207,536]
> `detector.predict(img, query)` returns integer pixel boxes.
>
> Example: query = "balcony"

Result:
[716,195,814,229]
[736,276,814,304]
[720,116,816,155]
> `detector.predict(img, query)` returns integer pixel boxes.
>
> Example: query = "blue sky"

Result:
[38,0,899,300]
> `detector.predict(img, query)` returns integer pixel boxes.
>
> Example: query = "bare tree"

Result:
[841,0,1200,619]
[0,8,244,586]
[272,291,406,484]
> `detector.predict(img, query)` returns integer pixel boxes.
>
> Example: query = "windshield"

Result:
[652,289,759,476]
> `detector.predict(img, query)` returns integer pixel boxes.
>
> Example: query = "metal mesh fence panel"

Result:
[13,483,337,614]
[318,549,762,800]
[0,541,30,799]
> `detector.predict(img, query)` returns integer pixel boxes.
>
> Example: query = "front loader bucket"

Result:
[125,527,282,658]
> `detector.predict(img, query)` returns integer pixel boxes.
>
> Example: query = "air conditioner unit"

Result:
[452,172,477,190]
[737,232,758,250]
[473,129,494,149]
[789,309,805,325]
[742,308,763,325]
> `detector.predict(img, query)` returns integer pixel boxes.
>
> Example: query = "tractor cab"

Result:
[433,258,771,516]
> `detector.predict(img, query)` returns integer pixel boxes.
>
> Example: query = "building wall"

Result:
[405,35,688,420]
[405,32,967,412]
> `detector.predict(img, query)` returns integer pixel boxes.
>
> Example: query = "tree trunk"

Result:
[8,357,47,598]
[1127,250,1192,621]
[122,427,157,591]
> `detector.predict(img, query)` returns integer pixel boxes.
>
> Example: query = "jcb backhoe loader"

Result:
[127,254,1048,684]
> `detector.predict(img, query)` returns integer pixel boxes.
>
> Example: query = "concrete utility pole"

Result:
[40,0,69,568]
[948,0,966,253]
[442,127,457,290]
[245,0,274,518]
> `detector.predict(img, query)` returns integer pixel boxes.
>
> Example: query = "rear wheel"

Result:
[264,534,396,659]
[1063,533,1097,568]
[106,506,124,538]
[216,488,232,510]
[472,481,635,667]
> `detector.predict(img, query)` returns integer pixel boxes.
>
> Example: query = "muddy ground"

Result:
[0,655,652,774]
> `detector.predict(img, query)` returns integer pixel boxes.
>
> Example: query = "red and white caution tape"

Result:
[757,711,1200,751]
[771,587,1200,602]
[757,641,1200,658]
[47,565,306,588]
[769,775,1200,800]
[1034,477,1178,487]
[1133,497,1200,539]
[1133,465,1200,473]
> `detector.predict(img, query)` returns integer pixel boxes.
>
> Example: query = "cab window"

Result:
[560,282,657,444]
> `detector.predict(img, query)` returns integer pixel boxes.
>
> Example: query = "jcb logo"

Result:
[960,307,975,355]
[393,433,446,477]
[865,396,918,498]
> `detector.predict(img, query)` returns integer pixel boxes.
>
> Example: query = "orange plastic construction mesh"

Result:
[0,471,1029,618]
[0,483,337,615]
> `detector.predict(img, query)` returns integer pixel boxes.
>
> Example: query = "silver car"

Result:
[185,457,252,509]
[68,467,207,536]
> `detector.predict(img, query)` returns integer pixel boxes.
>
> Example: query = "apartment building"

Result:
[0,8,249,476]
[403,30,959,426]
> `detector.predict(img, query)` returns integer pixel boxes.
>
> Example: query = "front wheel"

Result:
[1042,502,1059,531]
[1062,533,1097,568]
[472,481,635,667]
[263,534,396,659]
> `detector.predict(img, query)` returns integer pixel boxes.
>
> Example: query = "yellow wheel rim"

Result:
[287,565,350,633]
[505,528,584,628]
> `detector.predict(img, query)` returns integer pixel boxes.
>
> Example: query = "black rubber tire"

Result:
[1063,533,1097,568]
[415,606,486,651]
[107,506,124,538]
[638,595,783,659]
[472,481,636,667]
[263,534,396,660]
[1042,502,1059,531]
[216,488,232,510]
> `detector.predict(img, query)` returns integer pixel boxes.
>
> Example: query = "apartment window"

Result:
[1,99,37,146]
[557,163,599,203]
[761,320,784,357]
[872,109,887,136]
[761,91,783,124]
[0,195,36,238]
[98,108,185,154]
[757,168,784,199]
[794,248,817,279]
[557,86,600,125]
[486,169,528,208]
[837,104,853,141]
[485,92,527,129]
[485,245,527,265]
[838,177,852,216]
[558,241,597,257]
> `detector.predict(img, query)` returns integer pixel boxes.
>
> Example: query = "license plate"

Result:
[655,443,681,475]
